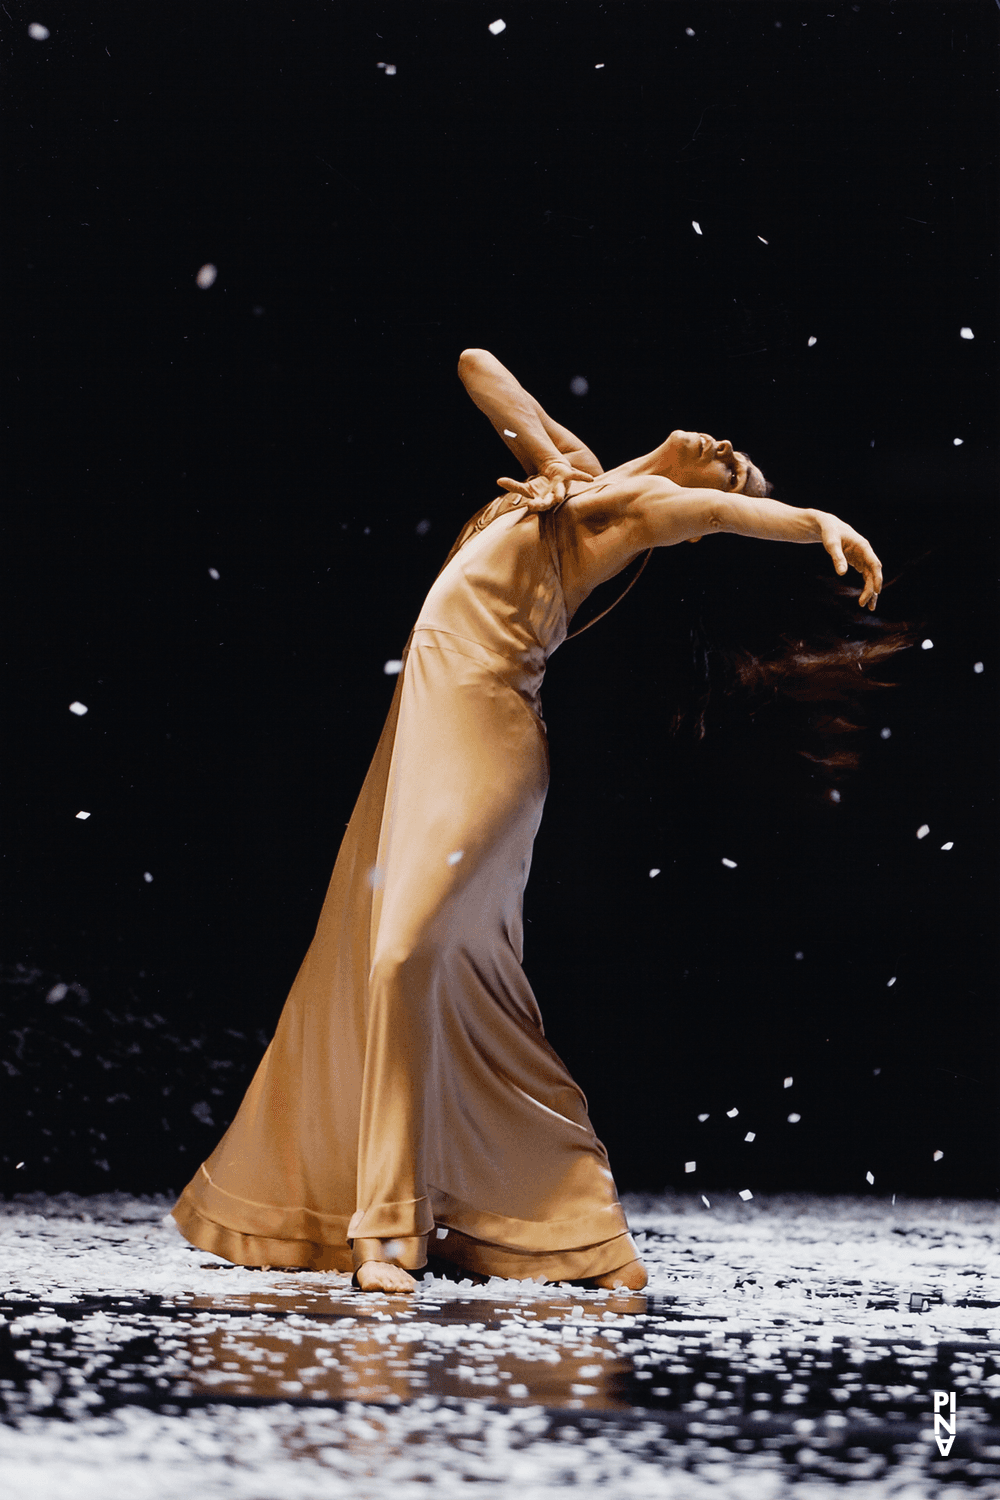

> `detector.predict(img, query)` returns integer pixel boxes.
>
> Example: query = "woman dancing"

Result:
[172,348,882,1294]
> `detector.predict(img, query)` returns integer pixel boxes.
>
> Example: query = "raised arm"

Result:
[575,473,883,610]
[458,348,602,505]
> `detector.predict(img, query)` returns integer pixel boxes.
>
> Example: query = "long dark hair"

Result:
[672,563,919,799]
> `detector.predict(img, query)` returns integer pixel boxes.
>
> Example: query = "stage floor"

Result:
[1,1192,997,1496]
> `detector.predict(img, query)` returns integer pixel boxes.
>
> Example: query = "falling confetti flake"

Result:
[47,984,68,1003]
[807,336,818,347]
[721,857,737,868]
[383,63,397,75]
[415,519,431,536]
[15,1162,25,1170]
[367,866,384,890]
[700,1194,710,1208]
[933,1150,944,1161]
[829,789,841,803]
[595,63,604,69]
[887,977,896,987]
[960,327,974,339]
[685,27,696,36]
[726,1108,739,1119]
[916,825,930,840]
[866,1171,875,1185]
[684,1161,696,1173]
[69,701,88,715]
[953,438,964,446]
[447,850,464,866]
[794,951,803,960]
[744,1132,756,1143]
[921,639,934,650]
[196,264,218,289]
[502,429,517,438]
[783,1077,793,1088]
[435,1226,449,1240]
[143,872,153,883]
[739,1189,753,1202]
[569,375,589,396]
[940,841,954,851]
[76,811,91,820]
[649,868,660,878]
[692,221,703,235]
[880,727,892,739]
[28,23,50,40]
[383,660,403,675]
[974,662,984,673]
[757,236,769,244]
[697,1113,709,1122]
[208,567,220,580]
[787,1113,801,1124]
[488,18,506,34]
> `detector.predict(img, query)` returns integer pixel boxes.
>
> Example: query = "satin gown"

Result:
[172,496,638,1281]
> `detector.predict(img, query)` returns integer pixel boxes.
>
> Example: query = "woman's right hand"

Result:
[497,457,597,512]
[816,511,883,610]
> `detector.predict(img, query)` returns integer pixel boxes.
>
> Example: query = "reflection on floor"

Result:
[1,1193,998,1496]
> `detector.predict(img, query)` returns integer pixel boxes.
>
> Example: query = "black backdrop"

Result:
[4,1,997,1201]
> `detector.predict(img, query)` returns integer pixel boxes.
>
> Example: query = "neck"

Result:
[610,440,675,481]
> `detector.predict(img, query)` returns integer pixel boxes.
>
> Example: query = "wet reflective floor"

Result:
[2,1196,999,1495]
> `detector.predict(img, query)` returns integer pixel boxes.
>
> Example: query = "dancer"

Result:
[172,348,882,1293]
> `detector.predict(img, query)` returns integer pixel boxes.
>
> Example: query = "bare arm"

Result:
[458,348,603,488]
[595,475,883,609]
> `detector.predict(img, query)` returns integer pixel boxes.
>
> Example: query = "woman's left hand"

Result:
[497,457,597,512]
[817,513,884,610]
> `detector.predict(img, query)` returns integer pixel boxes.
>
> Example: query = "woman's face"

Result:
[661,430,763,494]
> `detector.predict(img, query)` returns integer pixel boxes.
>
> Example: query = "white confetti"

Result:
[28,22,50,40]
[726,1108,739,1119]
[697,1113,709,1122]
[974,661,984,673]
[649,868,660,878]
[47,984,68,1002]
[692,220,703,235]
[880,727,891,739]
[829,789,841,803]
[143,872,153,883]
[684,1161,696,1174]
[887,977,896,987]
[739,1189,753,1202]
[488,18,506,35]
[757,236,768,244]
[953,438,964,446]
[196,264,218,290]
[940,841,954,851]
[921,638,933,650]
[208,567,220,580]
[721,857,737,868]
[807,336,818,347]
[744,1132,756,1143]
[508,1384,529,1398]
[15,1161,25,1170]
[933,1150,944,1162]
[367,866,384,890]
[435,1226,448,1240]
[69,701,88,715]
[865,1171,875,1185]
[502,429,517,438]
[415,519,431,536]
[383,63,397,75]
[383,660,403,676]
[783,1077,793,1089]
[794,951,803,960]
[447,849,464,866]
[569,375,589,396]
[700,1194,710,1207]
[959,326,974,339]
[787,1113,801,1124]
[916,825,930,839]
[685,27,695,36]
[594,63,604,69]
[76,810,91,820]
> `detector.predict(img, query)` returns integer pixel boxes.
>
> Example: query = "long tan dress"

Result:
[172,497,638,1281]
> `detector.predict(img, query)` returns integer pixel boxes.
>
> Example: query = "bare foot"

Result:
[354,1260,418,1293]
[590,1258,648,1291]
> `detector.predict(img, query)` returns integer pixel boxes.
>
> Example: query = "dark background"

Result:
[3,2,997,1201]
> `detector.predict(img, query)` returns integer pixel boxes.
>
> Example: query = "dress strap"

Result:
[563,549,653,641]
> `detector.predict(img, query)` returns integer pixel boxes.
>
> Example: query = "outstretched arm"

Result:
[597,476,883,609]
[458,348,602,505]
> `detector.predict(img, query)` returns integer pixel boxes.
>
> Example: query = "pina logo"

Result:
[932,1390,957,1456]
